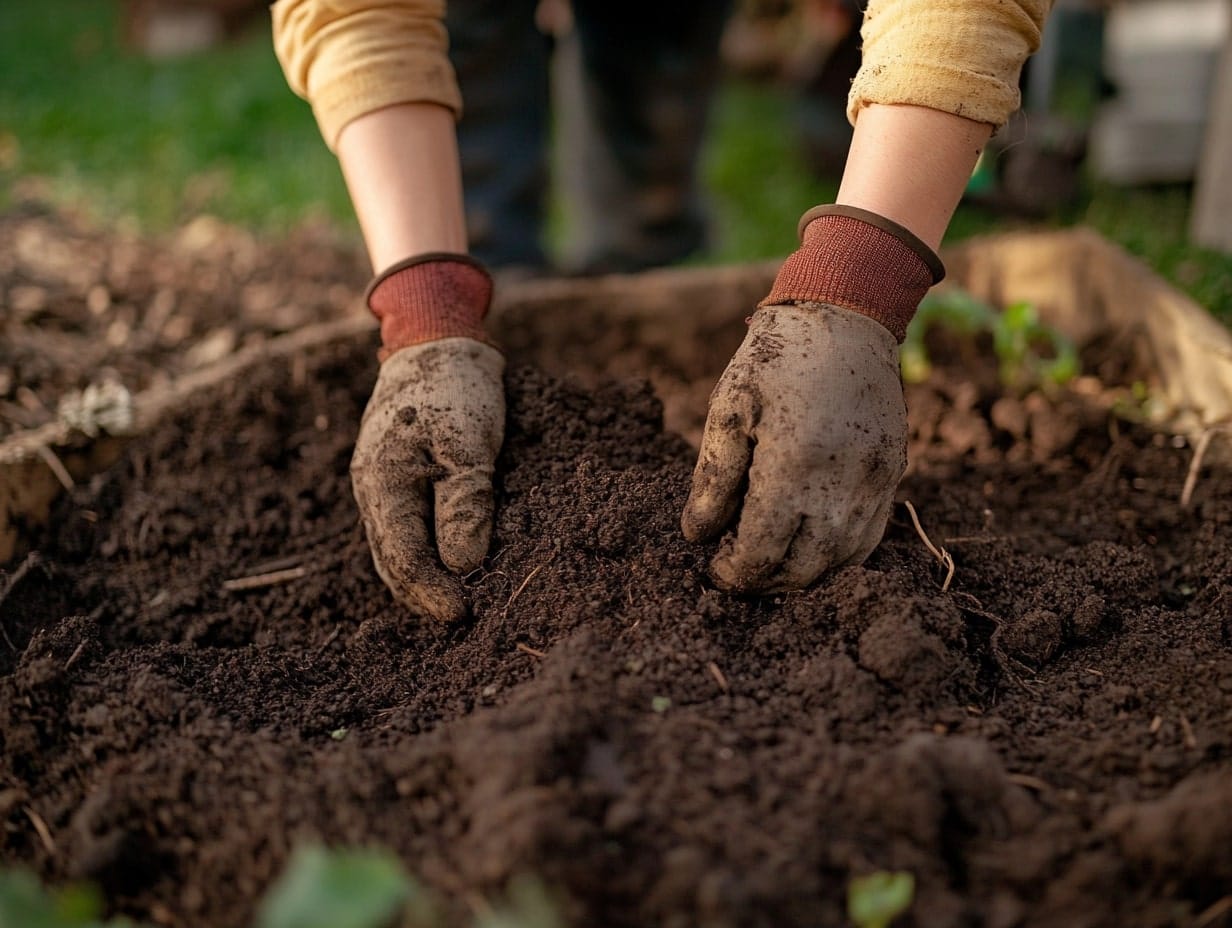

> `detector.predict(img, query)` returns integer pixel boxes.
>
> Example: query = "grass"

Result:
[0,0,352,231]
[2,0,1229,321]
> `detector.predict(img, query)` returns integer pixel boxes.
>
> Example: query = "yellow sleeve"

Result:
[271,0,463,151]
[849,0,1055,128]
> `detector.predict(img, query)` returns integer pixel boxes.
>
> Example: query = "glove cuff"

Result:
[759,204,945,343]
[365,253,494,361]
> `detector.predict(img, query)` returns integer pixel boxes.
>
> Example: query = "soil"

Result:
[3,210,1232,928]
[0,200,366,440]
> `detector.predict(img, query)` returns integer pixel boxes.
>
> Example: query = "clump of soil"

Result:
[3,314,1231,927]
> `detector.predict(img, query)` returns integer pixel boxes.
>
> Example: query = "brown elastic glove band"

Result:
[365,253,494,361]
[759,204,945,342]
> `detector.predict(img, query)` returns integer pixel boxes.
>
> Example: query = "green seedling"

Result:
[256,846,435,928]
[474,875,564,928]
[0,868,136,928]
[902,290,1079,392]
[847,870,915,928]
[993,300,1079,391]
[902,290,996,384]
[5,846,565,928]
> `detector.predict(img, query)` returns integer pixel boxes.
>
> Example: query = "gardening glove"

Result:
[350,255,504,622]
[682,205,944,592]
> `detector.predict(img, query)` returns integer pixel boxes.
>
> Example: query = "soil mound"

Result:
[3,332,1232,928]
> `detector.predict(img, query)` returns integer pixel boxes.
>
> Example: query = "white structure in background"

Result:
[1092,0,1231,184]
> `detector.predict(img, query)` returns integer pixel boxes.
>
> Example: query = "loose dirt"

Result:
[3,216,1232,928]
[0,201,366,440]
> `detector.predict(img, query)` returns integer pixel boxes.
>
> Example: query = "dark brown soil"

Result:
[3,222,1232,927]
[0,201,366,439]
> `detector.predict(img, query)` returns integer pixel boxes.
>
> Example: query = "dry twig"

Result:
[1179,714,1198,750]
[903,500,955,592]
[1195,895,1232,928]
[222,565,307,592]
[503,558,552,615]
[24,806,56,856]
[515,642,547,659]
[313,626,342,657]
[0,554,45,651]
[1007,773,1051,792]
[707,661,729,692]
[63,641,87,670]
[36,443,75,491]
[1180,427,1228,508]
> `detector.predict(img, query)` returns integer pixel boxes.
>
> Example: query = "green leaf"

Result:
[847,870,915,928]
[256,846,416,928]
[474,875,563,928]
[899,338,932,385]
[0,869,125,928]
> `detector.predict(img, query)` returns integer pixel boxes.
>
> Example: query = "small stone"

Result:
[87,284,111,315]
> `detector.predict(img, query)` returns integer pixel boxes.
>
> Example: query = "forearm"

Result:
[837,104,990,251]
[835,0,1054,247]
[337,103,468,272]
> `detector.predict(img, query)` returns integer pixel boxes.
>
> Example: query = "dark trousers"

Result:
[446,1,734,272]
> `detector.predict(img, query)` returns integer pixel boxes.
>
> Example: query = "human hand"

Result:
[681,302,907,592]
[351,337,505,621]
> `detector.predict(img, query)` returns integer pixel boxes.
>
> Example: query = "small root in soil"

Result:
[904,499,956,591]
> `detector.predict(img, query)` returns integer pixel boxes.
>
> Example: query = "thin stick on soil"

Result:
[36,443,75,491]
[1196,896,1232,928]
[222,565,307,592]
[1180,714,1198,750]
[313,626,342,657]
[63,641,87,670]
[24,807,56,856]
[503,559,551,615]
[0,553,44,651]
[904,500,956,592]
[1180,427,1226,508]
[515,641,547,659]
[1007,773,1051,792]
[707,661,730,692]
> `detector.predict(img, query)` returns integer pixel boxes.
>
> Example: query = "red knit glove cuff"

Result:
[365,253,494,361]
[759,205,945,342]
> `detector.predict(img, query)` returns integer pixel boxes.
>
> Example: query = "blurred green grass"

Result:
[0,0,353,230]
[2,0,1229,320]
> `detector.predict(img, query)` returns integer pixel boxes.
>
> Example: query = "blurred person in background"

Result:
[272,0,1053,621]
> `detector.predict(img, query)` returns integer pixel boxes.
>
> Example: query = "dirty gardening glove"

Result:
[350,255,504,622]
[682,205,945,592]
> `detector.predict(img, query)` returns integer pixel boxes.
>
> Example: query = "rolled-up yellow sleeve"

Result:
[272,0,463,151]
[849,0,1055,129]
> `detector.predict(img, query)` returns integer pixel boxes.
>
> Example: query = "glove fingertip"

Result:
[435,472,496,574]
[681,496,720,543]
[400,581,469,624]
[437,519,492,574]
[709,546,772,594]
[682,472,743,543]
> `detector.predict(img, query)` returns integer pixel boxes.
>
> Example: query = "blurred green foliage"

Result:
[256,847,429,928]
[0,0,351,231]
[903,290,1079,389]
[0,868,136,928]
[846,871,915,928]
[4,848,563,928]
